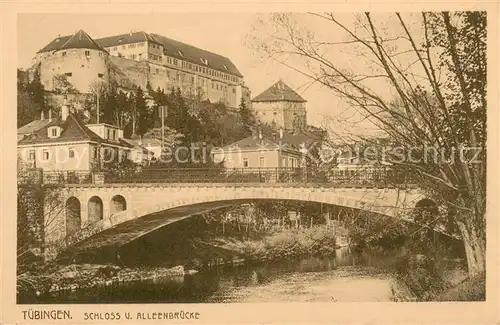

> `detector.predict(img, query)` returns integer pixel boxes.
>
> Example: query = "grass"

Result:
[212,226,339,262]
[435,273,485,301]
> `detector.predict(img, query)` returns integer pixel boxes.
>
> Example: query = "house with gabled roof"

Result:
[211,129,307,170]
[17,101,133,172]
[251,80,307,131]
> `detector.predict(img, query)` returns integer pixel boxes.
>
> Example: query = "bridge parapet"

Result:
[25,166,419,189]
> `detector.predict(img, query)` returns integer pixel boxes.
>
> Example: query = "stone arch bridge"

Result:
[45,182,429,261]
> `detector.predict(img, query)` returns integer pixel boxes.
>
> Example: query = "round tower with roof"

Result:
[251,80,307,131]
[37,30,110,94]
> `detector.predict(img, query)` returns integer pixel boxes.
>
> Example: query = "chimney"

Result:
[40,110,45,120]
[258,129,263,139]
[48,109,52,121]
[84,110,90,119]
[273,133,277,141]
[61,103,69,121]
[279,127,284,139]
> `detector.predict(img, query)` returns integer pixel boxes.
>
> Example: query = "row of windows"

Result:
[61,50,103,57]
[179,60,238,83]
[110,42,146,51]
[242,157,267,168]
[64,72,104,78]
[149,53,162,62]
[28,147,127,161]
[151,67,236,94]
[106,129,118,140]
[28,148,76,161]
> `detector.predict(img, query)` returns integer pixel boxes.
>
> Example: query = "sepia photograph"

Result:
[10,8,492,311]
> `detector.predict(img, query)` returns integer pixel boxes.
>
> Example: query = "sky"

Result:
[17,13,406,136]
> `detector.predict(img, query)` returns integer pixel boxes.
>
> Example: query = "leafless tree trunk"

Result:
[249,12,486,275]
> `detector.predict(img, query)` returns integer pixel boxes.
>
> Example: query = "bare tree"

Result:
[88,80,109,123]
[249,12,486,275]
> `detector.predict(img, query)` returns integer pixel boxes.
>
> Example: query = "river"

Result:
[33,247,413,303]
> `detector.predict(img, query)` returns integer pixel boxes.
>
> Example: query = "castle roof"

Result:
[149,33,243,78]
[251,80,306,103]
[37,30,106,53]
[95,31,161,48]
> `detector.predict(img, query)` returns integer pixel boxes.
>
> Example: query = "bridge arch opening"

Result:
[65,197,81,236]
[111,195,127,216]
[88,196,104,223]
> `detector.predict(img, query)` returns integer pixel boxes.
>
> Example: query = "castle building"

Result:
[32,30,250,109]
[251,80,307,131]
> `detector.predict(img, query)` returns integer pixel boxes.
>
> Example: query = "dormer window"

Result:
[223,65,228,70]
[200,58,208,65]
[178,50,184,57]
[48,126,62,138]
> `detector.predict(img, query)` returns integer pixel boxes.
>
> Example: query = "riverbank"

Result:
[17,263,195,301]
[17,226,340,301]
[205,225,340,262]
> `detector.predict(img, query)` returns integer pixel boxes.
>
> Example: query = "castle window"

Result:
[65,72,72,77]
[191,76,195,84]
[69,148,75,158]
[107,129,110,139]
[173,59,178,65]
[28,150,35,161]
[131,54,136,60]
[212,82,214,89]
[85,50,90,56]
[112,130,116,140]
[62,51,66,56]
[243,158,249,168]
[232,88,236,93]
[98,73,104,78]
[42,150,49,160]
[99,52,103,57]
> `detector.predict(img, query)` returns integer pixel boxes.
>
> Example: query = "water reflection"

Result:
[33,247,410,304]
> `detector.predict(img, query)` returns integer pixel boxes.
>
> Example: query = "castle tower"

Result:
[251,80,307,131]
[37,29,110,94]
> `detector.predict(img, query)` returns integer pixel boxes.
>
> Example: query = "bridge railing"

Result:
[104,166,415,187]
[18,167,416,187]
